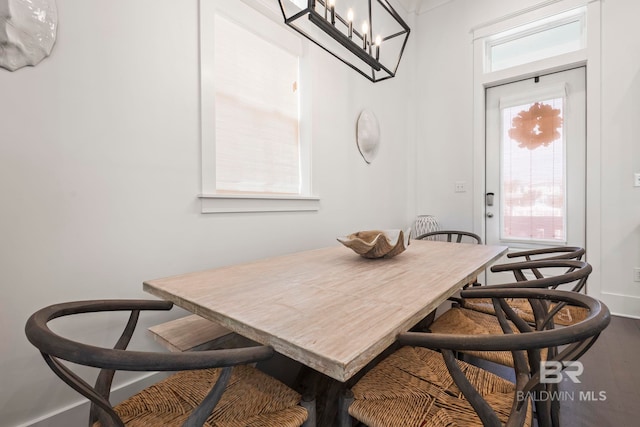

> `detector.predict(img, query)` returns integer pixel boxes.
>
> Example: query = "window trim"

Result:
[471,0,603,299]
[199,193,320,214]
[199,0,317,214]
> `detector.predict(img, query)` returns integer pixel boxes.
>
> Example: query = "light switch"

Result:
[454,181,467,193]
[635,173,640,187]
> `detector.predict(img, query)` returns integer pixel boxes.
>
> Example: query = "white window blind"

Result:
[214,15,301,195]
[500,96,566,242]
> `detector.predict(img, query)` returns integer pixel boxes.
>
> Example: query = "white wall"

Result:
[0,1,416,425]
[597,0,640,317]
[414,0,640,317]
[7,0,640,423]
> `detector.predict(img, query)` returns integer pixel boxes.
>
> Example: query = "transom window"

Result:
[485,7,586,72]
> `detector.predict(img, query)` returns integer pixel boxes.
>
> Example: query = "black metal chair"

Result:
[338,287,610,427]
[25,299,314,427]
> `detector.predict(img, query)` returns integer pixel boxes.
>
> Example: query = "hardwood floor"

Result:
[468,315,640,426]
[557,315,640,426]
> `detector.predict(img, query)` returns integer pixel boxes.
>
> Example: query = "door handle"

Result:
[486,212,494,218]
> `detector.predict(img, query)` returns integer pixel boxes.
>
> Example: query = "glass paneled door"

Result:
[485,67,586,284]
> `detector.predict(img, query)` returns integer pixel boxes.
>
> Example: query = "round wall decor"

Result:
[0,0,58,71]
[356,109,380,164]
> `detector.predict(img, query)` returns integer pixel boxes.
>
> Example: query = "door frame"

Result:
[471,0,602,298]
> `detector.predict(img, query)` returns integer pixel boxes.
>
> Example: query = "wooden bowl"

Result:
[337,229,410,259]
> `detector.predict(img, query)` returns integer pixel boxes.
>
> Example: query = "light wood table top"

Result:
[144,239,507,382]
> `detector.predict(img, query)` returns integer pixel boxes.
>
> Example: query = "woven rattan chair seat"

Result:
[95,365,308,427]
[461,297,588,326]
[428,308,548,368]
[348,346,532,427]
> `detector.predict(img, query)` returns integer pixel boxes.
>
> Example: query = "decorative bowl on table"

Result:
[337,229,410,259]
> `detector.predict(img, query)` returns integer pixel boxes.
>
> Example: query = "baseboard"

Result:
[600,292,640,319]
[17,372,169,427]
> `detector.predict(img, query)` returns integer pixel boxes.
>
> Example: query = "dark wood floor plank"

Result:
[559,315,640,426]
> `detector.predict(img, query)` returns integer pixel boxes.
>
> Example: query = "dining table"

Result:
[143,239,508,383]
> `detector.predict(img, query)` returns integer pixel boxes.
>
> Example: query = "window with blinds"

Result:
[500,96,566,242]
[213,15,301,195]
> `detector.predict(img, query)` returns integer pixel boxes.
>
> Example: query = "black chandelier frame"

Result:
[277,0,411,82]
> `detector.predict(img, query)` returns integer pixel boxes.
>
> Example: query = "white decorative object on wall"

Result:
[356,109,380,163]
[0,0,57,71]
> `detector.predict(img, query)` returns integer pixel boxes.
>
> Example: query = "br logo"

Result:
[540,361,584,384]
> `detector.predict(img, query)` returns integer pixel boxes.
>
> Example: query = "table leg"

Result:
[292,341,401,427]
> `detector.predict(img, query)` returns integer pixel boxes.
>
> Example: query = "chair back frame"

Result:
[506,246,585,262]
[25,299,274,427]
[415,230,483,244]
[488,259,591,330]
[500,246,585,281]
[399,288,610,427]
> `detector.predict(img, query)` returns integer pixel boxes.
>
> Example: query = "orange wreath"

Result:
[508,102,563,150]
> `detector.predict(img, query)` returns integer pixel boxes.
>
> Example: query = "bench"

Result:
[148,314,236,352]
